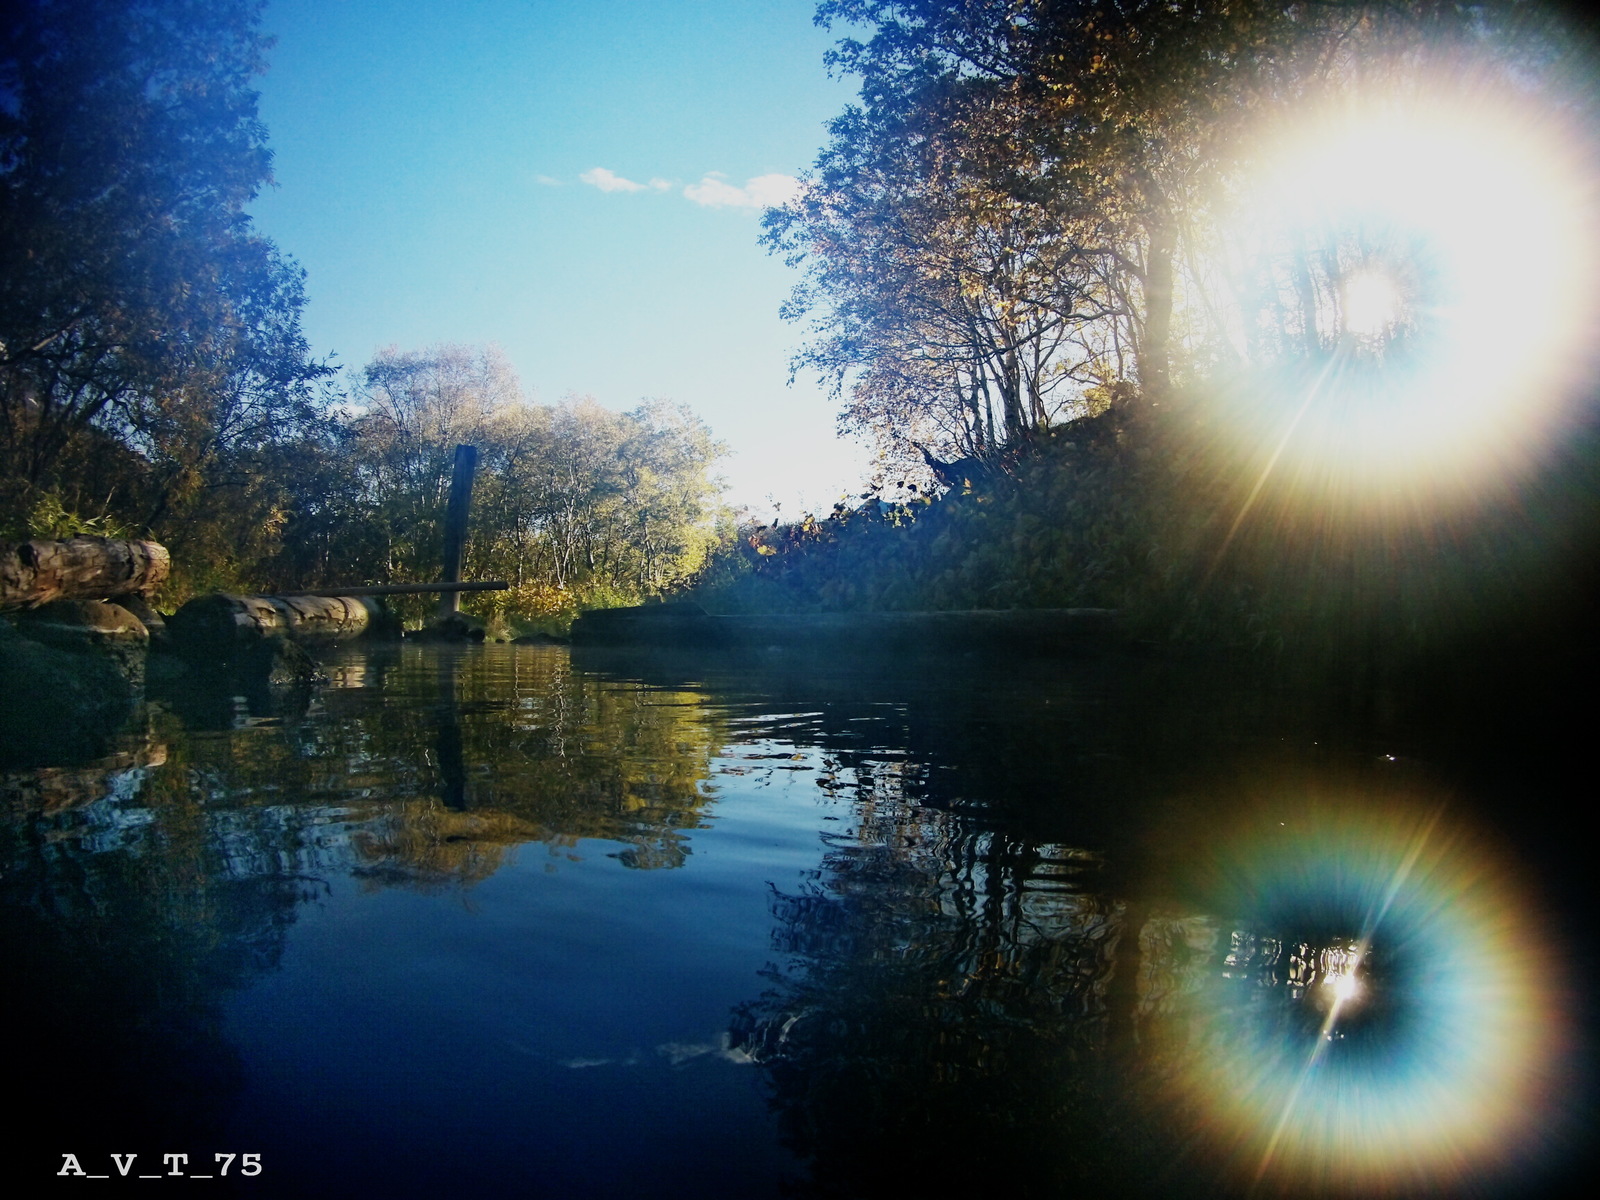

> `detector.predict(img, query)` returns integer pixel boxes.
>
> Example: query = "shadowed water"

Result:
[2,643,1589,1197]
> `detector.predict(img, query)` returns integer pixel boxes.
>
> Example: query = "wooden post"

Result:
[437,445,479,620]
[436,652,467,811]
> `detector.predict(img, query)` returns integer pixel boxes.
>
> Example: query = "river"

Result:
[3,642,1590,1197]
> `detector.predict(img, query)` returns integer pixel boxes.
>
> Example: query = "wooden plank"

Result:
[289,581,508,598]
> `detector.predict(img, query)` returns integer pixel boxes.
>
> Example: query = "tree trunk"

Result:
[1139,221,1175,406]
[1292,231,1321,356]
[0,537,170,611]
[992,347,1025,444]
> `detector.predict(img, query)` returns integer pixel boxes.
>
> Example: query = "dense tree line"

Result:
[1,0,332,559]
[1,1,725,626]
[268,344,725,627]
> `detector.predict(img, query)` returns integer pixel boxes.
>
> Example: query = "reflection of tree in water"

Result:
[348,804,544,890]
[0,744,312,1155]
[107,646,726,890]
[325,646,723,884]
[0,644,730,1159]
[731,755,1170,1199]
[729,751,1406,1198]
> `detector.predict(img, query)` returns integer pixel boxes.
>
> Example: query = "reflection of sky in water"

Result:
[2,647,1585,1196]
[1161,801,1570,1195]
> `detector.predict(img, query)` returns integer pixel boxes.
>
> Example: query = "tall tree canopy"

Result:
[0,0,327,533]
[773,1,1585,478]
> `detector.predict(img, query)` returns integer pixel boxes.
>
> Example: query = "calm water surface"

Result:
[3,643,1589,1197]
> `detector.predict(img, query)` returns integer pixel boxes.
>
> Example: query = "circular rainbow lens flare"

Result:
[1157,799,1574,1196]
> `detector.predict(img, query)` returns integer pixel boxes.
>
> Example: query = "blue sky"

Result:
[249,0,867,516]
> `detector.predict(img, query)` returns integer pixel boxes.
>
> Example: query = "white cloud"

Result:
[682,173,745,207]
[744,173,803,207]
[683,172,800,209]
[577,167,802,209]
[534,174,564,187]
[580,167,649,193]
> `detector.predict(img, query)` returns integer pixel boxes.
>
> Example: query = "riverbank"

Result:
[570,603,1118,654]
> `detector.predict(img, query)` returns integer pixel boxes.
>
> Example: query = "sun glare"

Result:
[1326,966,1361,1005]
[1225,73,1599,499]
[1341,268,1402,338]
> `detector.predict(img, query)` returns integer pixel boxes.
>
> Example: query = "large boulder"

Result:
[0,614,141,767]
[11,599,149,689]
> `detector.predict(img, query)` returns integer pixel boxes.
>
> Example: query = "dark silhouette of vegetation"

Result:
[1,0,333,572]
[690,0,1600,683]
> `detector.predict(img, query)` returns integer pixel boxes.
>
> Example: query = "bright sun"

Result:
[1341,268,1402,338]
[1229,72,1598,495]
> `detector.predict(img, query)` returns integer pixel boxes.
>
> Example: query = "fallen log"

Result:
[168,592,402,656]
[0,537,170,610]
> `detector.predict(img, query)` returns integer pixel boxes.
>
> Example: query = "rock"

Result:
[10,599,148,691]
[11,598,149,645]
[117,594,170,645]
[408,612,487,642]
[0,617,140,767]
[146,650,191,687]
[257,637,323,687]
[178,631,323,688]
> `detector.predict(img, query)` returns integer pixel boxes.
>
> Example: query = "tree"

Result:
[333,343,515,585]
[767,64,1108,466]
[777,0,1573,472]
[0,0,328,534]
[499,396,723,596]
[288,345,726,621]
[616,399,726,593]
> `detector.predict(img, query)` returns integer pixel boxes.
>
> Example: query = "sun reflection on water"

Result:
[1156,796,1573,1196]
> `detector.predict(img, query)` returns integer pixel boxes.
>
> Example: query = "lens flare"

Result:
[1221,72,1599,502]
[1153,796,1574,1196]
[1340,268,1403,338]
